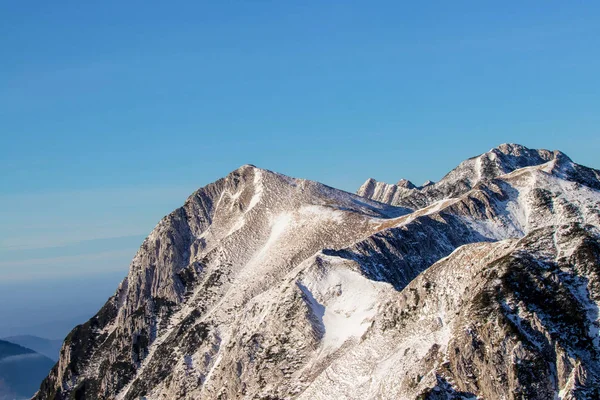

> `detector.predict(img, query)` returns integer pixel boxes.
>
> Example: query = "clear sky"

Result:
[1,1,599,336]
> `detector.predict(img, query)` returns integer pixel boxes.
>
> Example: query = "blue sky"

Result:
[1,1,600,336]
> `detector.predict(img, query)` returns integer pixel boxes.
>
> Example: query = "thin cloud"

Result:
[0,249,133,282]
[0,234,145,261]
[0,183,196,250]
[0,353,48,364]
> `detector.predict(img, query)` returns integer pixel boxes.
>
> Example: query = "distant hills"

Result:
[0,340,54,400]
[1,336,62,362]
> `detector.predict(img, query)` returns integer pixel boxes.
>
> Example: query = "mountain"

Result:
[1,336,62,362]
[34,144,600,399]
[0,340,54,400]
[357,143,587,208]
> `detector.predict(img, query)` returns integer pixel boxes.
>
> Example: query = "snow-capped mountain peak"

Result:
[35,144,600,400]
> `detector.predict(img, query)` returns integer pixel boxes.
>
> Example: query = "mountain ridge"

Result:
[357,143,571,208]
[34,143,600,400]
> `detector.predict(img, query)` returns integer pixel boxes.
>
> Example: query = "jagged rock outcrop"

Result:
[357,143,567,209]
[34,144,600,400]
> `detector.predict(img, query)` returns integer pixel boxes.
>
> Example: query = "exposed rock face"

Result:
[421,180,435,188]
[34,144,600,400]
[396,179,416,189]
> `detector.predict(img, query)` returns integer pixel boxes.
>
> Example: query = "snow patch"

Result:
[299,267,381,352]
[247,169,264,212]
[299,205,344,223]
[226,216,245,236]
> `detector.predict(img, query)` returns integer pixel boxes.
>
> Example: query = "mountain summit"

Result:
[357,143,571,208]
[35,144,600,399]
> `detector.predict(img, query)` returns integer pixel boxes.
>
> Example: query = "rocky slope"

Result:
[34,144,600,399]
